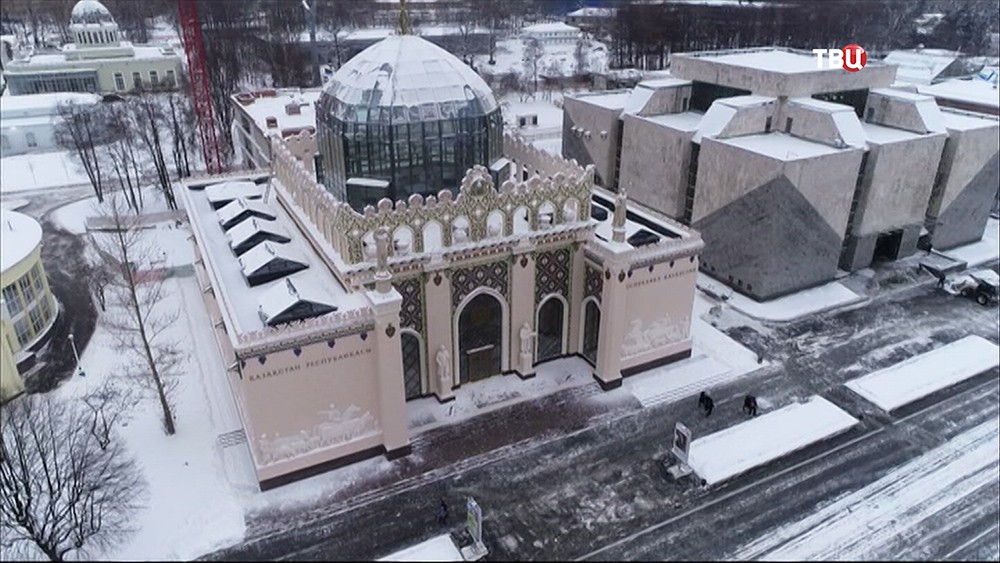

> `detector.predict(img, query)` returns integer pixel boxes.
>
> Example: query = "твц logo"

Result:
[813,44,867,72]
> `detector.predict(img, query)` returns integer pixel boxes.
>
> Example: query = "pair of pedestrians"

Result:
[698,392,758,417]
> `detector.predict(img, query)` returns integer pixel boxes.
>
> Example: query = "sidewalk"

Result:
[697,273,866,323]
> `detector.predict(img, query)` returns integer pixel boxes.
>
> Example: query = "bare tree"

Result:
[164,88,196,179]
[55,100,108,202]
[522,37,543,96]
[94,195,180,435]
[574,38,590,76]
[82,379,137,451]
[100,101,145,212]
[0,393,145,561]
[127,92,177,211]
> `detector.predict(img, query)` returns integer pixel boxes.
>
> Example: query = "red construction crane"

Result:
[178,0,223,175]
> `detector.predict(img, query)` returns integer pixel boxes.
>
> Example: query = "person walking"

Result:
[703,394,714,417]
[437,498,449,527]
[743,395,758,417]
[698,391,709,411]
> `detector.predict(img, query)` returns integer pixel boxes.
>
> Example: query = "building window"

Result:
[14,317,31,347]
[784,117,793,134]
[2,284,22,315]
[133,72,142,89]
[114,72,125,90]
[30,264,45,294]
[17,275,34,304]
[765,116,772,132]
[165,69,176,86]
[682,96,689,111]
[28,304,45,333]
[25,132,37,147]
[683,142,700,225]
[866,107,874,122]
[149,70,159,86]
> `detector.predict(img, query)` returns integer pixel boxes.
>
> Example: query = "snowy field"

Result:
[687,396,859,485]
[845,335,1000,413]
[940,218,1000,268]
[378,534,463,562]
[474,36,608,81]
[0,150,91,193]
[734,418,1000,561]
[698,273,865,322]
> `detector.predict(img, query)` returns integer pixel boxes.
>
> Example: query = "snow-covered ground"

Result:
[733,418,1000,561]
[50,277,247,561]
[50,186,180,234]
[687,396,859,485]
[0,150,91,193]
[845,335,1000,413]
[378,534,463,562]
[939,218,1000,268]
[698,273,865,322]
[474,36,608,81]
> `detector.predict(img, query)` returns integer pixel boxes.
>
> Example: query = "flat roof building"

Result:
[563,47,1000,300]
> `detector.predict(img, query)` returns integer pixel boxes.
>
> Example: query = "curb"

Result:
[696,285,870,324]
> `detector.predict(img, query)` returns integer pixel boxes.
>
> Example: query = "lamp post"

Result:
[68,332,85,377]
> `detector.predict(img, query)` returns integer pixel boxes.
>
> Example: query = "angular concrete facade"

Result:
[563,47,1000,301]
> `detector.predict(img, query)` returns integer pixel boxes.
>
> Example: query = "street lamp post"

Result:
[68,332,85,377]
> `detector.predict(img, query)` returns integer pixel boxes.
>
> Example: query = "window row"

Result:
[77,29,118,45]
[8,73,98,95]
[12,294,54,348]
[113,69,176,91]
[2,263,49,318]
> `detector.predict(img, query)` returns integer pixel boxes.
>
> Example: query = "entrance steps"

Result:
[628,354,735,409]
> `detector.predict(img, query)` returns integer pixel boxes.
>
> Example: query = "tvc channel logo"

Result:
[812,44,867,72]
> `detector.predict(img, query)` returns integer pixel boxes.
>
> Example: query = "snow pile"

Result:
[687,396,858,485]
[378,534,463,562]
[845,335,1000,413]
[733,418,1000,560]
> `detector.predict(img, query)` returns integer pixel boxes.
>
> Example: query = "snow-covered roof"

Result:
[861,122,923,144]
[257,276,336,326]
[693,103,736,142]
[720,132,847,160]
[321,35,499,125]
[789,97,867,148]
[70,0,115,25]
[871,87,948,133]
[0,92,101,118]
[523,22,581,34]
[567,7,616,17]
[918,79,1000,111]
[1,209,42,272]
[938,109,999,132]
[883,49,962,85]
[640,111,704,132]
[238,241,307,279]
[216,198,277,229]
[204,181,265,205]
[573,90,632,110]
[226,218,289,251]
[234,89,322,134]
[181,175,363,334]
[707,50,827,74]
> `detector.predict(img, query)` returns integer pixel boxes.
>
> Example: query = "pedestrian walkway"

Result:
[698,273,865,323]
[687,396,859,485]
[378,534,463,562]
[845,335,1000,413]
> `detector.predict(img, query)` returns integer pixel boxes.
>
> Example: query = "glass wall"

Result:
[2,263,56,348]
[318,97,504,211]
[6,70,99,95]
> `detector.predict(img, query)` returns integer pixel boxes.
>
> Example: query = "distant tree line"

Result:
[609,0,999,70]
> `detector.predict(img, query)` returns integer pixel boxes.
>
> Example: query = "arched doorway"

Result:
[458,292,503,384]
[400,331,424,400]
[582,300,600,364]
[536,296,566,363]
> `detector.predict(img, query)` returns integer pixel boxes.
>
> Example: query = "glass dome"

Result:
[317,35,504,211]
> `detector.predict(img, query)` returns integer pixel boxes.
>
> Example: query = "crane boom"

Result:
[178,0,223,175]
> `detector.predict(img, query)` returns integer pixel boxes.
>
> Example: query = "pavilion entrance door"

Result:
[458,293,503,384]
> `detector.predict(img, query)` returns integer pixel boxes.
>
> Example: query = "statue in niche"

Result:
[613,190,628,230]
[519,322,536,356]
[436,345,452,392]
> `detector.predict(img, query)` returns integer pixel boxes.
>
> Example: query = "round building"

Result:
[316,35,504,210]
[1,209,58,401]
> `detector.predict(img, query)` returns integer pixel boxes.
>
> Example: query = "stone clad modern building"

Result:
[185,34,703,489]
[2,0,184,95]
[563,47,1000,300]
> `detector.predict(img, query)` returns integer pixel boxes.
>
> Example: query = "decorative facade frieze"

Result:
[235,307,375,357]
[585,263,603,301]
[395,276,424,332]
[451,260,510,307]
[535,247,572,306]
